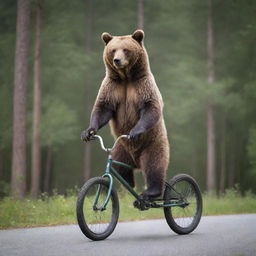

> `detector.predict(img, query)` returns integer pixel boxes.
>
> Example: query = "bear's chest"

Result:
[112,84,140,107]
[111,84,141,129]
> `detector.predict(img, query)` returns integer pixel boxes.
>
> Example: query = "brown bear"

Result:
[81,30,169,198]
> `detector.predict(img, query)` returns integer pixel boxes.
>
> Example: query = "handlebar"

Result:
[91,134,130,153]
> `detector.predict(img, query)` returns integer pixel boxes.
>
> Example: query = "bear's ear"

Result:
[101,32,113,45]
[132,30,144,43]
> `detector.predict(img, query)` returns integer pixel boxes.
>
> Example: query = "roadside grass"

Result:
[0,189,256,229]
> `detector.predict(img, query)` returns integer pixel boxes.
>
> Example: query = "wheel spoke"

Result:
[85,184,112,233]
[77,178,119,240]
[164,175,202,233]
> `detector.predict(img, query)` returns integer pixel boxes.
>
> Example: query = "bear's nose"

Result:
[114,58,121,65]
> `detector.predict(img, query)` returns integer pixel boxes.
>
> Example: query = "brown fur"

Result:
[89,30,169,197]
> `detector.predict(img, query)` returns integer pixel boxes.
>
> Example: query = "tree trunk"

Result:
[44,146,52,193]
[137,0,144,30]
[11,0,31,199]
[235,139,244,187]
[228,149,235,188]
[206,0,216,193]
[85,0,93,53]
[207,102,216,192]
[83,0,93,182]
[219,117,226,194]
[31,0,43,198]
[191,150,197,179]
[0,148,3,181]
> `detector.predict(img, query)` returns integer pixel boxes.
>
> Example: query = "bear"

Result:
[81,30,169,199]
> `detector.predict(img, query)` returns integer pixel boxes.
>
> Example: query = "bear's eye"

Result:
[123,48,129,53]
[111,49,116,53]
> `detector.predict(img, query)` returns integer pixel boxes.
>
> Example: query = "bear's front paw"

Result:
[129,128,144,140]
[80,128,96,142]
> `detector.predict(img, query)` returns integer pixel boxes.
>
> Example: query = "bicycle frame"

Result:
[95,156,187,210]
[91,135,186,210]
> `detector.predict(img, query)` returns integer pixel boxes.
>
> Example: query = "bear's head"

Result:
[101,30,149,79]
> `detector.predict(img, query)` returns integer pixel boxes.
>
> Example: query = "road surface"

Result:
[0,214,256,256]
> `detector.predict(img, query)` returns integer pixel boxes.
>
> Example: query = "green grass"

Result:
[0,189,256,229]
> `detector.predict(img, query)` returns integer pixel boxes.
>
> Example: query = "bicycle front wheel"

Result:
[164,174,202,235]
[76,177,119,241]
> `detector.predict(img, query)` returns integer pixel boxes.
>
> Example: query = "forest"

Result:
[0,0,256,199]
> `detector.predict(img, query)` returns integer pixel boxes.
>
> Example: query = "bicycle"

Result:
[76,134,203,241]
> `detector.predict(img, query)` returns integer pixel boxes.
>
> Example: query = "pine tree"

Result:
[11,0,31,199]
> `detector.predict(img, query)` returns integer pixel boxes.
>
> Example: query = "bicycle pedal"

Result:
[133,199,140,209]
[133,199,150,211]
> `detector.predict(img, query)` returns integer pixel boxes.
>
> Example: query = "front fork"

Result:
[93,158,113,211]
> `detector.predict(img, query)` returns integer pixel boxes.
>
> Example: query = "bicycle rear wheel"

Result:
[76,177,119,241]
[163,174,202,235]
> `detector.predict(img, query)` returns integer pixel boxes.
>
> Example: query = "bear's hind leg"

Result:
[112,143,136,188]
[141,167,165,198]
[139,146,168,199]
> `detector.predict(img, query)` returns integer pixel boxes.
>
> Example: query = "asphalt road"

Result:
[0,214,256,256]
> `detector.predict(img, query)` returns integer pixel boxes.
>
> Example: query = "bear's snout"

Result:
[113,58,121,65]
[113,57,127,68]
[112,49,128,68]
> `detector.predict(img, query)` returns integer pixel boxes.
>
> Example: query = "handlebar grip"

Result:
[90,135,97,141]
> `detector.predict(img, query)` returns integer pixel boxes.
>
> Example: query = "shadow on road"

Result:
[79,232,204,244]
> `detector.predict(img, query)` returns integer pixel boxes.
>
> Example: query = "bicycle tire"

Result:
[76,177,119,241]
[163,174,202,235]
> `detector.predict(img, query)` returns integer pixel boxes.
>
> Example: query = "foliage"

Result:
[0,181,10,197]
[248,127,256,171]
[247,127,256,192]
[0,1,15,150]
[0,189,256,229]
[0,195,76,228]
[0,0,256,194]
[40,97,79,149]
